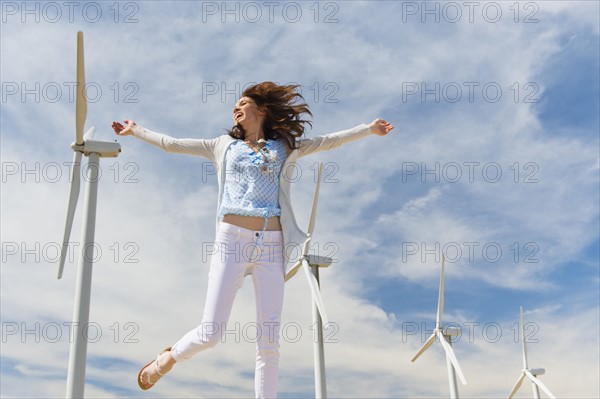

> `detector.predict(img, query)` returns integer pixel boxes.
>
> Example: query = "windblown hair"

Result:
[228,82,312,150]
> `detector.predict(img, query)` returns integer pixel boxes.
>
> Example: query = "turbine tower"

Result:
[507,307,556,399]
[58,31,121,399]
[411,255,467,398]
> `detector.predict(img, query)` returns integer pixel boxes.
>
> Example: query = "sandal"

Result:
[137,347,172,390]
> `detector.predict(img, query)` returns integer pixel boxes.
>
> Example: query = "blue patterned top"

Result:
[219,139,287,219]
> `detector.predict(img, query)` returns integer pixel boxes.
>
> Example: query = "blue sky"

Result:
[1,1,599,398]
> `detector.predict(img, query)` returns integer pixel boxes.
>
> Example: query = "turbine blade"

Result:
[284,260,302,282]
[84,126,96,140]
[75,31,86,145]
[436,255,445,328]
[306,162,323,235]
[525,369,556,399]
[508,373,526,399]
[301,258,329,325]
[411,332,436,362]
[58,151,82,279]
[520,306,529,369]
[438,330,467,385]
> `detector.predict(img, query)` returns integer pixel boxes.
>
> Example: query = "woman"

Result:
[112,82,394,398]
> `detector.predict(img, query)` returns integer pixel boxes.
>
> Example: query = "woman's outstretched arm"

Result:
[295,118,394,158]
[112,119,219,160]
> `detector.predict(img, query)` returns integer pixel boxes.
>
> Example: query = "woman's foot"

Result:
[137,347,176,390]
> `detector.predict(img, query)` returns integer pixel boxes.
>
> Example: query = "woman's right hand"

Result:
[112,119,136,136]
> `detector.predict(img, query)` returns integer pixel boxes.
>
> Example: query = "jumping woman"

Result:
[112,81,394,398]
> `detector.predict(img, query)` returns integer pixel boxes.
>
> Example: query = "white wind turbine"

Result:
[285,163,331,398]
[411,255,467,398]
[57,31,121,399]
[507,307,556,399]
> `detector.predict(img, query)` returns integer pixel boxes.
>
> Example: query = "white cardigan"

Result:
[132,123,374,276]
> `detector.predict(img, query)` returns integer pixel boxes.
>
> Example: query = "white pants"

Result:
[171,222,285,399]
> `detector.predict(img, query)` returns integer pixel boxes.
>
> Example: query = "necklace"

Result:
[245,137,266,153]
[244,139,281,173]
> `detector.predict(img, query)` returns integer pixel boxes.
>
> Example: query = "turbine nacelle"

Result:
[71,139,121,158]
[530,368,545,376]
[442,326,461,338]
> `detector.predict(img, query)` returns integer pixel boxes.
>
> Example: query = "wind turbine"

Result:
[57,31,121,399]
[284,163,331,398]
[507,307,556,399]
[411,255,467,398]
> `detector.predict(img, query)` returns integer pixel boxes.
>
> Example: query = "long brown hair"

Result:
[228,82,312,150]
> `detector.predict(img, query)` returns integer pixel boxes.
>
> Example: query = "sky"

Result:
[1,0,599,398]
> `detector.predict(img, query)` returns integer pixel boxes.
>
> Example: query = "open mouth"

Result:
[234,112,243,120]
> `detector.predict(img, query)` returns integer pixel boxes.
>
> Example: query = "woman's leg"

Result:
[170,223,249,360]
[251,231,285,398]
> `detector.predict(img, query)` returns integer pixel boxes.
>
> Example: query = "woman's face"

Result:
[233,96,264,128]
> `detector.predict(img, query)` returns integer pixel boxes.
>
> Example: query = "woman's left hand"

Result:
[112,119,136,136]
[369,119,395,136]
